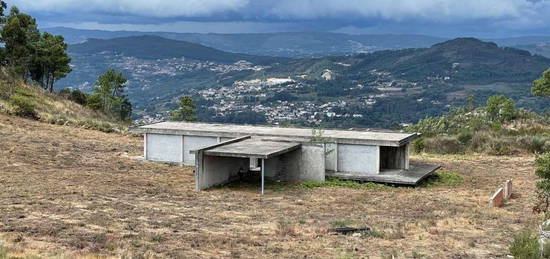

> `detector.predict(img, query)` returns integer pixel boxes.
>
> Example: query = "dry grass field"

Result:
[0,113,541,258]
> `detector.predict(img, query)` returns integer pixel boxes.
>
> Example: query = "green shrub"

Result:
[543,242,550,259]
[411,137,425,153]
[60,88,88,105]
[518,136,549,154]
[509,229,540,259]
[486,138,516,155]
[300,177,391,190]
[491,121,503,131]
[470,132,516,155]
[86,94,103,111]
[9,94,38,119]
[77,120,115,133]
[46,115,69,125]
[0,81,16,100]
[514,126,550,137]
[486,95,516,122]
[423,137,463,154]
[0,244,7,259]
[421,171,463,187]
[470,132,491,152]
[457,129,473,145]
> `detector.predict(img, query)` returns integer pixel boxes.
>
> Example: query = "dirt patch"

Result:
[0,114,539,258]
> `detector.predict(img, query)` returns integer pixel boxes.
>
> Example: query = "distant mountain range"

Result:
[70,36,285,64]
[277,38,550,84]
[46,27,446,58]
[46,27,550,58]
[55,35,550,128]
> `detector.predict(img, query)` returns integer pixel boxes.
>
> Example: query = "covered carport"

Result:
[192,136,325,194]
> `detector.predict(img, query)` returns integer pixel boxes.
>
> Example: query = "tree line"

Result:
[0,3,71,92]
[0,1,132,121]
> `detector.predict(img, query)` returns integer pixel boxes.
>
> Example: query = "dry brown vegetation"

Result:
[0,113,541,258]
[0,69,125,133]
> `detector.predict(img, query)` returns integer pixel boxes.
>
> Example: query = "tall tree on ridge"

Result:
[533,69,550,98]
[1,6,39,78]
[30,32,72,92]
[91,69,132,121]
[171,96,197,122]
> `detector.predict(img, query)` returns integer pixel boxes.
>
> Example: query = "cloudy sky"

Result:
[7,0,550,37]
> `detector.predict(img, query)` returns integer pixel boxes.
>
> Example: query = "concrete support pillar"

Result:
[404,144,410,170]
[261,159,265,195]
[143,133,148,159]
[180,135,185,165]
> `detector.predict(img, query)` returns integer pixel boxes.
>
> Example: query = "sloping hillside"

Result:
[69,36,286,64]
[516,43,550,58]
[0,69,124,132]
[47,27,447,57]
[0,111,540,258]
[56,36,550,127]
[275,38,550,84]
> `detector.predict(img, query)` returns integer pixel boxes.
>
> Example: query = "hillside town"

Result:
[134,66,450,126]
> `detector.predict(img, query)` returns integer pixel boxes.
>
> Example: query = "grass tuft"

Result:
[420,171,463,187]
[509,229,540,259]
[300,177,392,190]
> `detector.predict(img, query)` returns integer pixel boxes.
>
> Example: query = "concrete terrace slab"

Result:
[326,163,441,185]
[203,138,301,159]
[132,121,417,146]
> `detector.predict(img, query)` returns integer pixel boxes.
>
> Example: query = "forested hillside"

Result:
[56,36,550,128]
[70,36,286,64]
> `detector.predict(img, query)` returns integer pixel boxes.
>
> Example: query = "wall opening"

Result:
[379,145,408,171]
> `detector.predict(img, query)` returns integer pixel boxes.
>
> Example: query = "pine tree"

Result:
[171,96,197,122]
[30,32,71,92]
[91,69,132,121]
[533,68,550,98]
[1,6,40,78]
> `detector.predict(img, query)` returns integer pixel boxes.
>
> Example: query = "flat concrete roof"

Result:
[132,122,417,147]
[203,138,301,159]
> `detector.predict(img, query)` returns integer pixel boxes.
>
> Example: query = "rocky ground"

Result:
[0,113,540,258]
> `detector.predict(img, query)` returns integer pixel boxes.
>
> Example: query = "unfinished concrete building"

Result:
[132,122,439,193]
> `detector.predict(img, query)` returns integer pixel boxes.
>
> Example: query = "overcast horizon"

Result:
[8,0,550,38]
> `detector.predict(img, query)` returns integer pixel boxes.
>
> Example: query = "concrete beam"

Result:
[130,122,419,147]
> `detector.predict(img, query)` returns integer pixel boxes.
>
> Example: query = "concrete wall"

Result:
[264,156,281,179]
[295,144,326,182]
[270,143,325,182]
[145,134,183,163]
[145,134,228,165]
[337,144,379,175]
[324,143,337,171]
[183,136,219,165]
[196,154,249,190]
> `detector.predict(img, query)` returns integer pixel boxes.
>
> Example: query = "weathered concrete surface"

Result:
[204,138,301,159]
[504,179,513,199]
[265,143,325,182]
[489,188,505,208]
[196,154,249,190]
[338,144,379,175]
[132,121,418,147]
[145,134,183,163]
[183,135,218,165]
[293,143,325,182]
[324,143,337,171]
[327,163,440,185]
[195,138,325,186]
